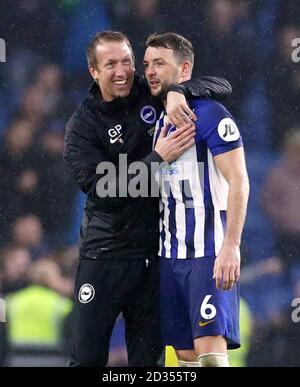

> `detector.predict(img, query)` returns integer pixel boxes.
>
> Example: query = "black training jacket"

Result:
[64,75,231,260]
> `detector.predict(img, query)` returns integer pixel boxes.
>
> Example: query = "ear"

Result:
[89,66,99,82]
[181,61,191,78]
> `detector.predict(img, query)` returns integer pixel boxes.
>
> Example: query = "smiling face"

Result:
[143,46,190,102]
[89,41,135,101]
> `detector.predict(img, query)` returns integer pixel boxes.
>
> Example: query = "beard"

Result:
[153,81,171,101]
[152,77,172,101]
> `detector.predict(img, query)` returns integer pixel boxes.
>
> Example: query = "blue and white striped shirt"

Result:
[153,98,243,259]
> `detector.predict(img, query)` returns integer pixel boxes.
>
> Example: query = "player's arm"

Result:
[213,147,249,291]
[166,76,232,127]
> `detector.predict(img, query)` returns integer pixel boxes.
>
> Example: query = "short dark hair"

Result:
[86,31,134,68]
[146,32,194,70]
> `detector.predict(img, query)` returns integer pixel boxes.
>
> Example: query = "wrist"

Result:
[155,151,171,163]
[223,238,240,249]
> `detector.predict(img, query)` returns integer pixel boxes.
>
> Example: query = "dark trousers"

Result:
[69,257,162,367]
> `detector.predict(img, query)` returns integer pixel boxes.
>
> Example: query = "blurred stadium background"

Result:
[0,0,300,367]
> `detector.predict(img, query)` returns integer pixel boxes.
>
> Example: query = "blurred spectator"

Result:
[0,246,31,295]
[36,120,77,247]
[0,117,76,251]
[0,1,66,105]
[21,64,64,122]
[266,25,300,149]
[159,0,256,115]
[110,0,165,71]
[28,257,73,298]
[12,215,47,259]
[195,0,256,115]
[35,64,62,92]
[277,0,300,26]
[248,283,300,368]
[0,0,66,61]
[34,254,74,298]
[262,130,300,268]
[240,256,283,285]
[159,0,205,41]
[1,118,36,155]
[5,259,73,354]
[53,246,79,282]
[0,118,39,244]
[0,323,7,367]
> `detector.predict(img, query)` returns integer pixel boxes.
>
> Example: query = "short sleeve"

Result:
[193,100,243,156]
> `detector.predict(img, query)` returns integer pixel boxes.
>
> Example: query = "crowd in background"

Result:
[0,0,300,366]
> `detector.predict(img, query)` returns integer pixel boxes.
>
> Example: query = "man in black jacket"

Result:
[64,31,231,367]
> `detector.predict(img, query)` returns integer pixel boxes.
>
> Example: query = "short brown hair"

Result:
[146,32,194,71]
[86,31,134,68]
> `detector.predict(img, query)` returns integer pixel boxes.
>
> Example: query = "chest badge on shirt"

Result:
[140,106,157,125]
[108,124,124,144]
[218,118,240,142]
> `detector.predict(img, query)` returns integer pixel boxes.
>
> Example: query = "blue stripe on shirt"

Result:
[181,180,195,259]
[153,116,164,147]
[220,210,227,234]
[168,190,178,258]
[203,148,215,256]
[160,207,166,258]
